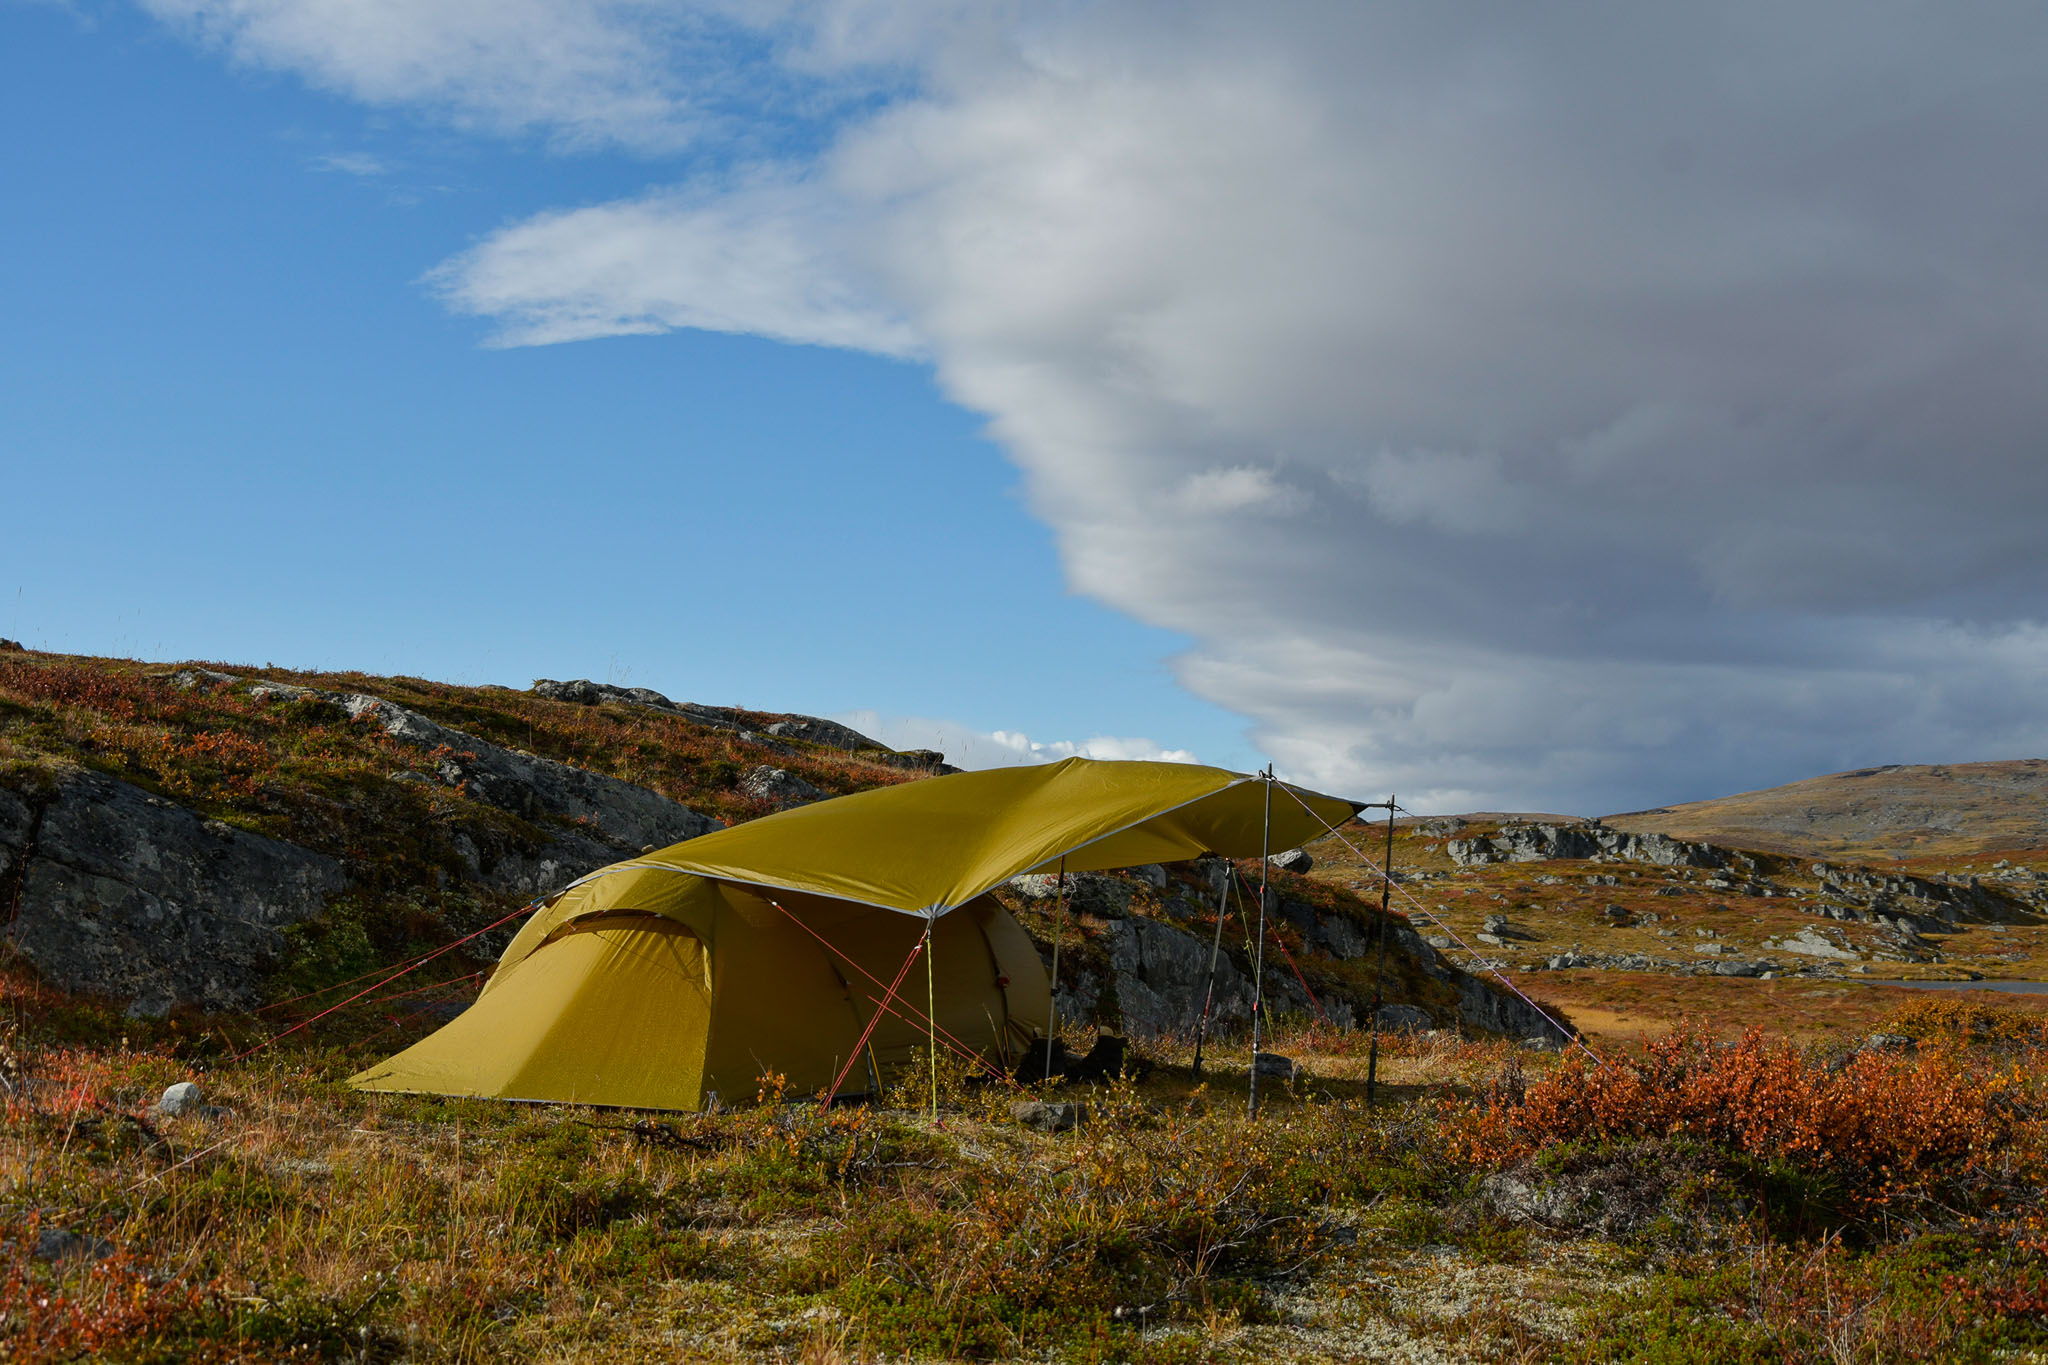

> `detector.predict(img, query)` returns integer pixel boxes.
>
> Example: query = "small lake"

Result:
[1858,979,2048,995]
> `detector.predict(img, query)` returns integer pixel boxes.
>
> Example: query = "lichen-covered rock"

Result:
[1008,871,1134,919]
[1449,823,1733,870]
[1771,926,1861,960]
[1384,919,1572,1040]
[252,683,720,852]
[1267,848,1313,874]
[1312,911,1371,960]
[0,783,32,889]
[1104,915,1251,1037]
[1375,1003,1435,1032]
[739,765,826,809]
[4,772,345,1015]
[764,715,890,751]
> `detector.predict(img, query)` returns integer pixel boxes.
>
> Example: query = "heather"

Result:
[7,981,2048,1362]
[7,651,2048,1360]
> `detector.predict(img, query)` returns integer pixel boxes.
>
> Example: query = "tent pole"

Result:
[1190,857,1232,1080]
[1249,766,1274,1117]
[1044,857,1067,1083]
[1366,795,1396,1105]
[924,916,938,1123]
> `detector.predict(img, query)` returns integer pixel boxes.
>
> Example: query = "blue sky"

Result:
[5,3,2047,813]
[0,2,1249,772]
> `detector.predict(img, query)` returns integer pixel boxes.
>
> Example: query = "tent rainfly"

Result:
[349,757,1362,1112]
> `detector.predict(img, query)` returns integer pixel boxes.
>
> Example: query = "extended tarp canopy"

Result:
[350,757,1361,1111]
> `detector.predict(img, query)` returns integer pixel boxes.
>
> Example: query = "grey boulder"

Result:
[1374,1003,1434,1033]
[1010,1100,1087,1132]
[156,1081,203,1116]
[34,1228,115,1263]
[739,765,826,809]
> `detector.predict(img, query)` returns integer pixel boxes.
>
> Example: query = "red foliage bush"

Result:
[1448,1024,2042,1218]
[0,1234,242,1365]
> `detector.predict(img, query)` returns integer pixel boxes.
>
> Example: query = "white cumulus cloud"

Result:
[833,712,1199,771]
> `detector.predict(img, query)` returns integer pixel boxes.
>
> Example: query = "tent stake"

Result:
[1190,857,1233,1080]
[1366,795,1396,1105]
[1248,767,1274,1117]
[1043,857,1067,1083]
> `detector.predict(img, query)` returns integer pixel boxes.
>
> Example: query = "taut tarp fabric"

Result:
[589,758,1361,916]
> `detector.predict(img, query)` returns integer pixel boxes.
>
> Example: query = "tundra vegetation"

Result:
[4,650,2048,1361]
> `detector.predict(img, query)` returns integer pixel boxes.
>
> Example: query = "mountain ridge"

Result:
[1599,759,2048,859]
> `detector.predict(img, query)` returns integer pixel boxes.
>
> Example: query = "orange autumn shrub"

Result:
[1447,1024,2039,1215]
[1881,995,2048,1049]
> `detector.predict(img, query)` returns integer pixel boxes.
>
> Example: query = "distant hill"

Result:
[1602,760,2048,859]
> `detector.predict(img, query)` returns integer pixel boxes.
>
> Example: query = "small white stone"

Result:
[157,1081,202,1116]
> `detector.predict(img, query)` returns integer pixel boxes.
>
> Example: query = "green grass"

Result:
[8,992,2048,1362]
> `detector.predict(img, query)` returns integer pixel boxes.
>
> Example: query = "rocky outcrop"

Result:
[1009,871,1134,919]
[1267,848,1313,874]
[762,715,887,752]
[529,679,964,770]
[1449,823,1739,870]
[1035,865,1570,1043]
[1382,920,1572,1041]
[252,682,720,853]
[1538,948,1773,977]
[3,772,345,1016]
[165,667,241,692]
[1808,861,2019,924]
[1105,916,1253,1036]
[532,678,669,709]
[1767,926,1861,961]
[3,676,729,1015]
[738,765,826,809]
[0,784,33,892]
[442,826,619,901]
[1375,1003,1433,1032]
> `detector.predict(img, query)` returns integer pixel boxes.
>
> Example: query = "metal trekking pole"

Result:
[1248,767,1274,1117]
[1190,857,1233,1080]
[1366,796,1396,1104]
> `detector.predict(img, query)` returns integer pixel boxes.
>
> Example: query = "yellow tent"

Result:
[350,757,1360,1111]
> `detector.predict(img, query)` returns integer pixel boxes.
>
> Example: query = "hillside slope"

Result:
[1603,760,2048,859]
[0,646,1554,1056]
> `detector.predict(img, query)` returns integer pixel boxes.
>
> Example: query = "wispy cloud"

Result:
[311,151,388,176]
[427,175,921,354]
